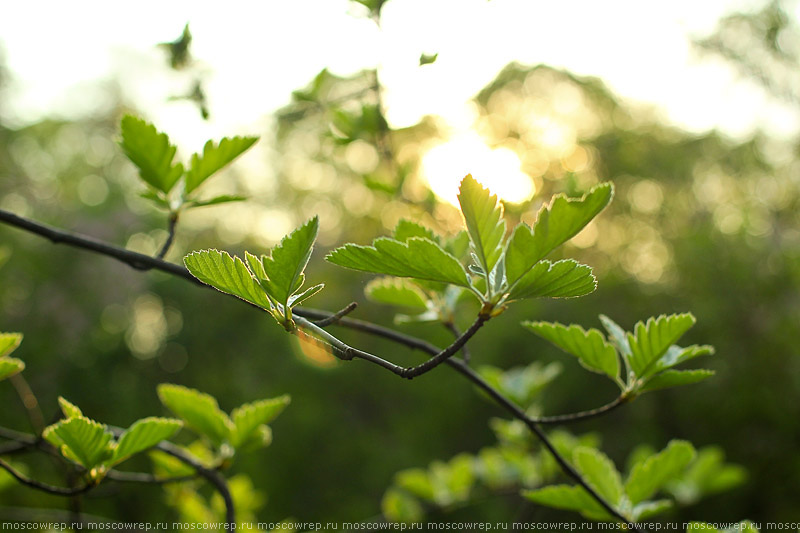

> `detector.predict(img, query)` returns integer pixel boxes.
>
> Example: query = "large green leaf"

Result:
[184,249,272,310]
[327,237,471,288]
[185,136,258,193]
[0,332,22,357]
[625,440,696,504]
[119,115,183,193]
[43,417,114,470]
[505,183,612,286]
[230,395,290,449]
[0,357,24,381]
[111,417,183,466]
[523,321,619,380]
[573,447,624,506]
[523,485,612,521]
[157,384,233,447]
[365,278,430,313]
[508,259,596,300]
[255,217,319,309]
[457,175,506,275]
[639,369,715,393]
[626,313,696,378]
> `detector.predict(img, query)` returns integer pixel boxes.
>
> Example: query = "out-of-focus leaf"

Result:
[187,195,247,208]
[382,488,424,523]
[230,395,290,449]
[0,332,22,357]
[625,440,696,504]
[0,358,24,381]
[157,384,233,447]
[365,278,430,313]
[523,485,612,521]
[573,447,624,505]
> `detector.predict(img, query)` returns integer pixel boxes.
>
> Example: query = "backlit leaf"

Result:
[119,115,183,193]
[0,332,22,357]
[258,217,319,308]
[43,417,114,470]
[574,447,624,505]
[0,358,24,381]
[157,384,233,447]
[523,321,619,380]
[230,395,290,449]
[185,136,258,193]
[457,175,505,276]
[365,278,430,313]
[111,417,183,466]
[626,313,696,377]
[184,249,272,310]
[508,259,596,300]
[625,440,696,504]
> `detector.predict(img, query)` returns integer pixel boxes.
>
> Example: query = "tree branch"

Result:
[0,210,638,530]
[0,458,94,496]
[156,212,179,259]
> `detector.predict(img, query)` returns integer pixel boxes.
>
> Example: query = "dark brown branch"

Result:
[312,301,358,327]
[106,470,196,485]
[156,212,179,259]
[444,321,471,364]
[0,458,94,496]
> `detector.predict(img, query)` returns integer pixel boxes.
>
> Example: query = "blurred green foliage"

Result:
[1,0,800,525]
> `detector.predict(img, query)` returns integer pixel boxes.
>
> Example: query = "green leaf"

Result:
[667,446,746,505]
[184,249,273,310]
[288,283,325,307]
[395,468,436,501]
[632,499,673,520]
[119,115,183,193]
[382,488,424,523]
[627,313,696,378]
[477,362,561,408]
[327,237,471,288]
[523,485,613,521]
[457,175,506,276]
[508,259,596,300]
[157,384,233,447]
[625,440,696,504]
[639,369,715,393]
[505,183,612,286]
[573,447,624,506]
[419,52,438,66]
[0,332,22,357]
[0,357,24,381]
[649,344,715,376]
[394,219,438,243]
[230,395,290,449]
[258,217,320,309]
[598,314,632,361]
[187,195,247,208]
[58,397,83,418]
[365,278,430,313]
[185,136,258,194]
[43,417,114,470]
[444,231,470,260]
[523,321,619,381]
[110,417,183,466]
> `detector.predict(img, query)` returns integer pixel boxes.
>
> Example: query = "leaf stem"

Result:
[156,211,179,259]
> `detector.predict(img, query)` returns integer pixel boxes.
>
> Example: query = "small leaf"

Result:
[477,362,561,408]
[58,397,83,418]
[111,417,183,466]
[184,249,273,310]
[599,314,632,361]
[259,217,319,309]
[508,259,596,300]
[365,278,430,313]
[0,357,24,381]
[394,219,438,243]
[382,488,424,523]
[395,468,436,501]
[119,115,183,193]
[43,417,114,470]
[523,485,613,521]
[419,52,438,66]
[667,446,747,505]
[639,369,715,393]
[627,313,696,378]
[457,175,506,277]
[230,395,290,449]
[288,283,325,307]
[327,237,471,288]
[505,183,612,286]
[185,136,258,194]
[157,384,233,447]
[187,195,247,208]
[649,344,715,376]
[632,499,673,520]
[0,332,22,357]
[523,321,618,381]
[573,447,624,506]
[625,440,696,504]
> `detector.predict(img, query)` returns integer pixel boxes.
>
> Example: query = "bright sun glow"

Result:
[421,132,535,206]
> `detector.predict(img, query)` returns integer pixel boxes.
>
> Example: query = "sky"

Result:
[0,0,797,205]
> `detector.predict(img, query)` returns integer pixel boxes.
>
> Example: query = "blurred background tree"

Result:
[1,0,799,525]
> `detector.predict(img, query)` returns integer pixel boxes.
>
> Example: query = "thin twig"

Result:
[106,470,197,485]
[444,321,471,364]
[156,441,235,529]
[156,212,179,259]
[312,302,358,327]
[9,374,46,434]
[0,458,94,496]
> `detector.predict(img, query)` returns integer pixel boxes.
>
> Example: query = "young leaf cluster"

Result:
[524,313,714,396]
[0,332,25,382]
[328,175,612,317]
[184,217,322,328]
[119,115,257,213]
[524,441,697,522]
[157,384,290,454]
[43,397,182,481]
